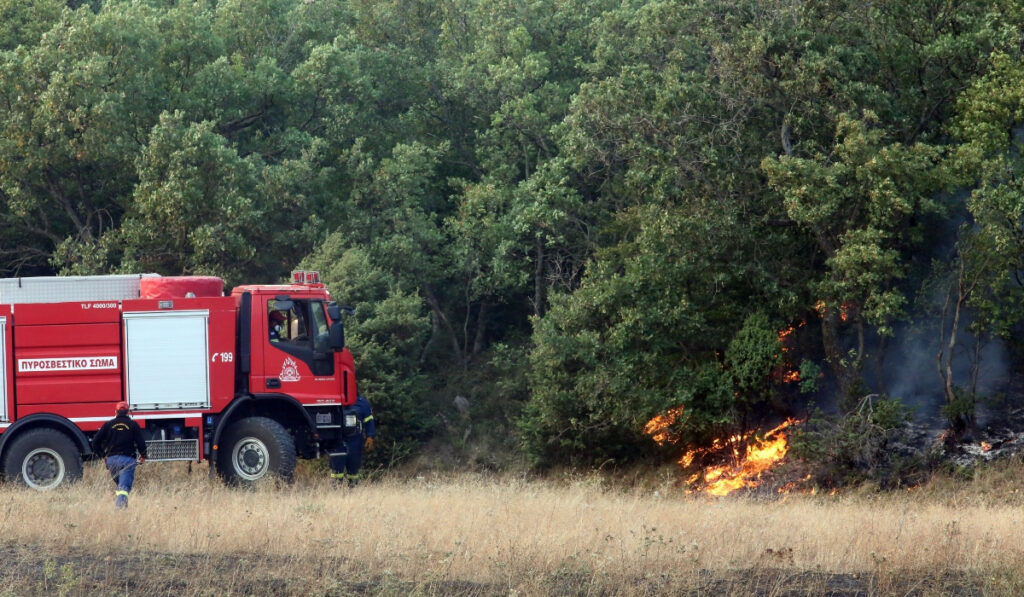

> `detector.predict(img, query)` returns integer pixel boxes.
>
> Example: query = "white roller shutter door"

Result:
[123,310,211,410]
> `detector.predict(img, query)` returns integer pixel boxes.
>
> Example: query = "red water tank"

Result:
[140,276,223,299]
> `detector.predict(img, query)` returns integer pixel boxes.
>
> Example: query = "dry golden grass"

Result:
[0,460,1023,595]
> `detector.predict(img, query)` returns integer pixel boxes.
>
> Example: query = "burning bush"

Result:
[645,406,803,495]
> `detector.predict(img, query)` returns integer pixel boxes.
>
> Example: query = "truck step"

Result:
[145,439,199,461]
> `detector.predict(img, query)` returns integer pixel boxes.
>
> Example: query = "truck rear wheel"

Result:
[3,428,83,491]
[216,417,296,484]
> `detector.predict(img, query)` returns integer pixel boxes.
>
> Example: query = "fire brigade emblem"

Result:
[279,357,301,382]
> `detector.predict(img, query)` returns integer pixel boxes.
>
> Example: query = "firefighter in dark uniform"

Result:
[329,394,375,487]
[269,309,286,341]
[92,401,148,508]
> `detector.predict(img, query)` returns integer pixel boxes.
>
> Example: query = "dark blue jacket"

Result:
[92,413,148,459]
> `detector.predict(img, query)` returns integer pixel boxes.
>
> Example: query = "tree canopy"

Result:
[3,0,1024,471]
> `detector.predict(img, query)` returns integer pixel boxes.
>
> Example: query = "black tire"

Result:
[2,428,83,491]
[215,417,296,485]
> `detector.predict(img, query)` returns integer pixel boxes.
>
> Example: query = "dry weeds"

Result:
[0,461,1021,595]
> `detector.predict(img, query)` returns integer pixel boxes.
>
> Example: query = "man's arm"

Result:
[358,397,376,438]
[133,422,148,459]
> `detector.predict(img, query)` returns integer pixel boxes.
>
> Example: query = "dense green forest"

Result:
[3,0,1024,482]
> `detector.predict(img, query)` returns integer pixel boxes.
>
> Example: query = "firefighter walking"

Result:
[329,394,375,487]
[92,402,147,508]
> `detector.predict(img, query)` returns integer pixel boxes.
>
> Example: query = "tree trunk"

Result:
[471,300,488,358]
[533,238,545,318]
[821,308,861,412]
[423,283,464,365]
[937,258,975,435]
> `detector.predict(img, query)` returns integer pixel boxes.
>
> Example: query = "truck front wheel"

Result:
[216,417,296,484]
[3,428,83,491]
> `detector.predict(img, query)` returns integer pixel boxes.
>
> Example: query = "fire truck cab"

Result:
[0,271,358,490]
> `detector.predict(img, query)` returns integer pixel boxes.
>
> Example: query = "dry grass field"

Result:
[0,459,1023,596]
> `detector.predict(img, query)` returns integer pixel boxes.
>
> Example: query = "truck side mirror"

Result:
[327,303,342,322]
[328,321,345,349]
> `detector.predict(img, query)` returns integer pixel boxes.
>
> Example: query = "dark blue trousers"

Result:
[328,436,364,482]
[105,455,137,508]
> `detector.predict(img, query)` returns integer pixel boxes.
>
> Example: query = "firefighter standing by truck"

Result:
[92,402,148,508]
[329,394,375,487]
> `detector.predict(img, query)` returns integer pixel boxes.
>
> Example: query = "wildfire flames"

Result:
[814,300,851,322]
[645,407,802,496]
[643,406,684,445]
[643,317,815,495]
[774,322,804,383]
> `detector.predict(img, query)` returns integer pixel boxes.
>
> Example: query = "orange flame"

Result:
[815,300,851,322]
[774,322,804,384]
[778,474,813,494]
[645,411,802,496]
[643,406,684,446]
[701,419,797,496]
[981,441,992,452]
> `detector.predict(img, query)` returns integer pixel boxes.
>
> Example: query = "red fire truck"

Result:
[0,271,358,490]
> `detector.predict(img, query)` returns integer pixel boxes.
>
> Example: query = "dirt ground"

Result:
[0,541,998,597]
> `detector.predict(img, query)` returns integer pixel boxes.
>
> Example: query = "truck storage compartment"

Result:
[13,312,123,406]
[123,310,211,410]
